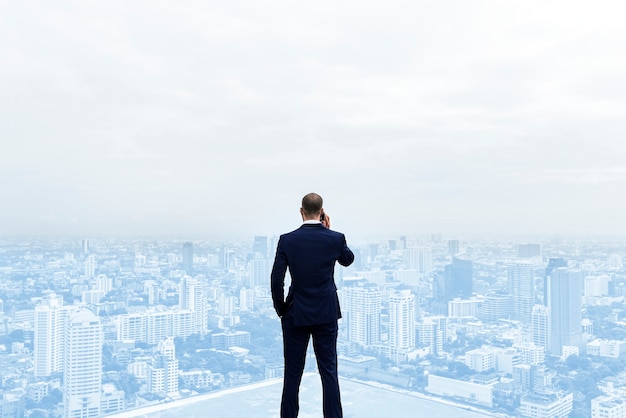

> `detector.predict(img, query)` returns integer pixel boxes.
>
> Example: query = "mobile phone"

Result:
[320,212,325,222]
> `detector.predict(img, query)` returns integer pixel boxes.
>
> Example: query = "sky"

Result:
[1,0,625,238]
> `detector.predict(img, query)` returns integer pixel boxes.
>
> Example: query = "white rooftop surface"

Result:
[108,374,497,418]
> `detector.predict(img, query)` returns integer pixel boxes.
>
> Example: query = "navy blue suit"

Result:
[271,223,354,418]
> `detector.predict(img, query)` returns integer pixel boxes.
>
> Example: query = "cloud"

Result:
[0,0,625,236]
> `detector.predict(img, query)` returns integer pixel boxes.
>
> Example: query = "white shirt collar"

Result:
[302,220,321,225]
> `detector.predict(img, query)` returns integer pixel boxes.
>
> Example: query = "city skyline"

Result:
[1,1,625,237]
[0,233,625,417]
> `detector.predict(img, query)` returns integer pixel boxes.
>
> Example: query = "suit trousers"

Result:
[280,313,342,418]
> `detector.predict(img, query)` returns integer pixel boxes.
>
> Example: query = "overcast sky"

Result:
[1,1,625,238]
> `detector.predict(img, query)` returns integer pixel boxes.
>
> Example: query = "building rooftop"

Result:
[107,374,492,418]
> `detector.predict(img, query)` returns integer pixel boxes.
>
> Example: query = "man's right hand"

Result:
[321,212,331,229]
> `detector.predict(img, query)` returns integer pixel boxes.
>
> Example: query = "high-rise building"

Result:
[416,316,446,355]
[182,242,193,275]
[532,304,551,352]
[247,258,272,288]
[252,236,268,259]
[63,309,103,418]
[544,258,567,306]
[84,254,96,279]
[403,247,432,274]
[34,294,73,377]
[447,240,459,256]
[343,280,381,346]
[549,268,583,356]
[508,263,535,323]
[81,239,90,255]
[179,276,206,335]
[434,257,473,313]
[477,292,512,322]
[584,275,610,297]
[517,243,541,258]
[95,274,113,294]
[388,287,415,361]
[148,337,179,395]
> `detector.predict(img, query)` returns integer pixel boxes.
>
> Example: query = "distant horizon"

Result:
[1,230,625,242]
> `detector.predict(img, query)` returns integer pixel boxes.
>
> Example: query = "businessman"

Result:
[271,193,355,418]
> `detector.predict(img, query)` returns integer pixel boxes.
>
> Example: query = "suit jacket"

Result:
[271,223,354,326]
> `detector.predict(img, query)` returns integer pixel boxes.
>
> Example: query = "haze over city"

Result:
[1,0,625,237]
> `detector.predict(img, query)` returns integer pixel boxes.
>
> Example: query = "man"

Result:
[271,193,354,418]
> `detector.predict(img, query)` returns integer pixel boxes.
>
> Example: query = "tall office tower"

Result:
[403,247,432,274]
[247,258,272,287]
[34,294,73,377]
[544,258,567,306]
[508,263,535,323]
[344,281,381,346]
[148,337,179,395]
[447,240,459,256]
[95,274,113,294]
[368,244,378,260]
[435,257,473,312]
[388,240,397,251]
[549,268,583,356]
[182,242,193,275]
[252,236,268,259]
[81,239,90,255]
[518,243,541,258]
[532,304,551,351]
[63,309,103,418]
[84,254,96,278]
[388,287,415,361]
[179,276,206,335]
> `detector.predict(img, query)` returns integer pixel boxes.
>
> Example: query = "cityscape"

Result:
[0,234,624,417]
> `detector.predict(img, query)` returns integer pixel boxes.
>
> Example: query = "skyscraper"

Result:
[182,242,193,275]
[434,257,473,313]
[532,304,550,351]
[549,268,583,356]
[148,337,179,395]
[388,287,415,362]
[34,294,72,377]
[518,243,541,258]
[179,276,206,335]
[447,240,459,256]
[403,246,432,274]
[95,274,113,294]
[247,258,272,288]
[63,309,103,418]
[84,254,96,279]
[344,280,381,346]
[508,263,535,323]
[252,236,268,259]
[544,258,567,306]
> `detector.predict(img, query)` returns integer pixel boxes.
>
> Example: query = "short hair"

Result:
[301,193,323,216]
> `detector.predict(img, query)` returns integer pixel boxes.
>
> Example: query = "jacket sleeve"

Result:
[337,234,355,267]
[270,237,288,317]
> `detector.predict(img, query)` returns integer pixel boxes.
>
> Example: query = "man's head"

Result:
[300,193,323,220]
